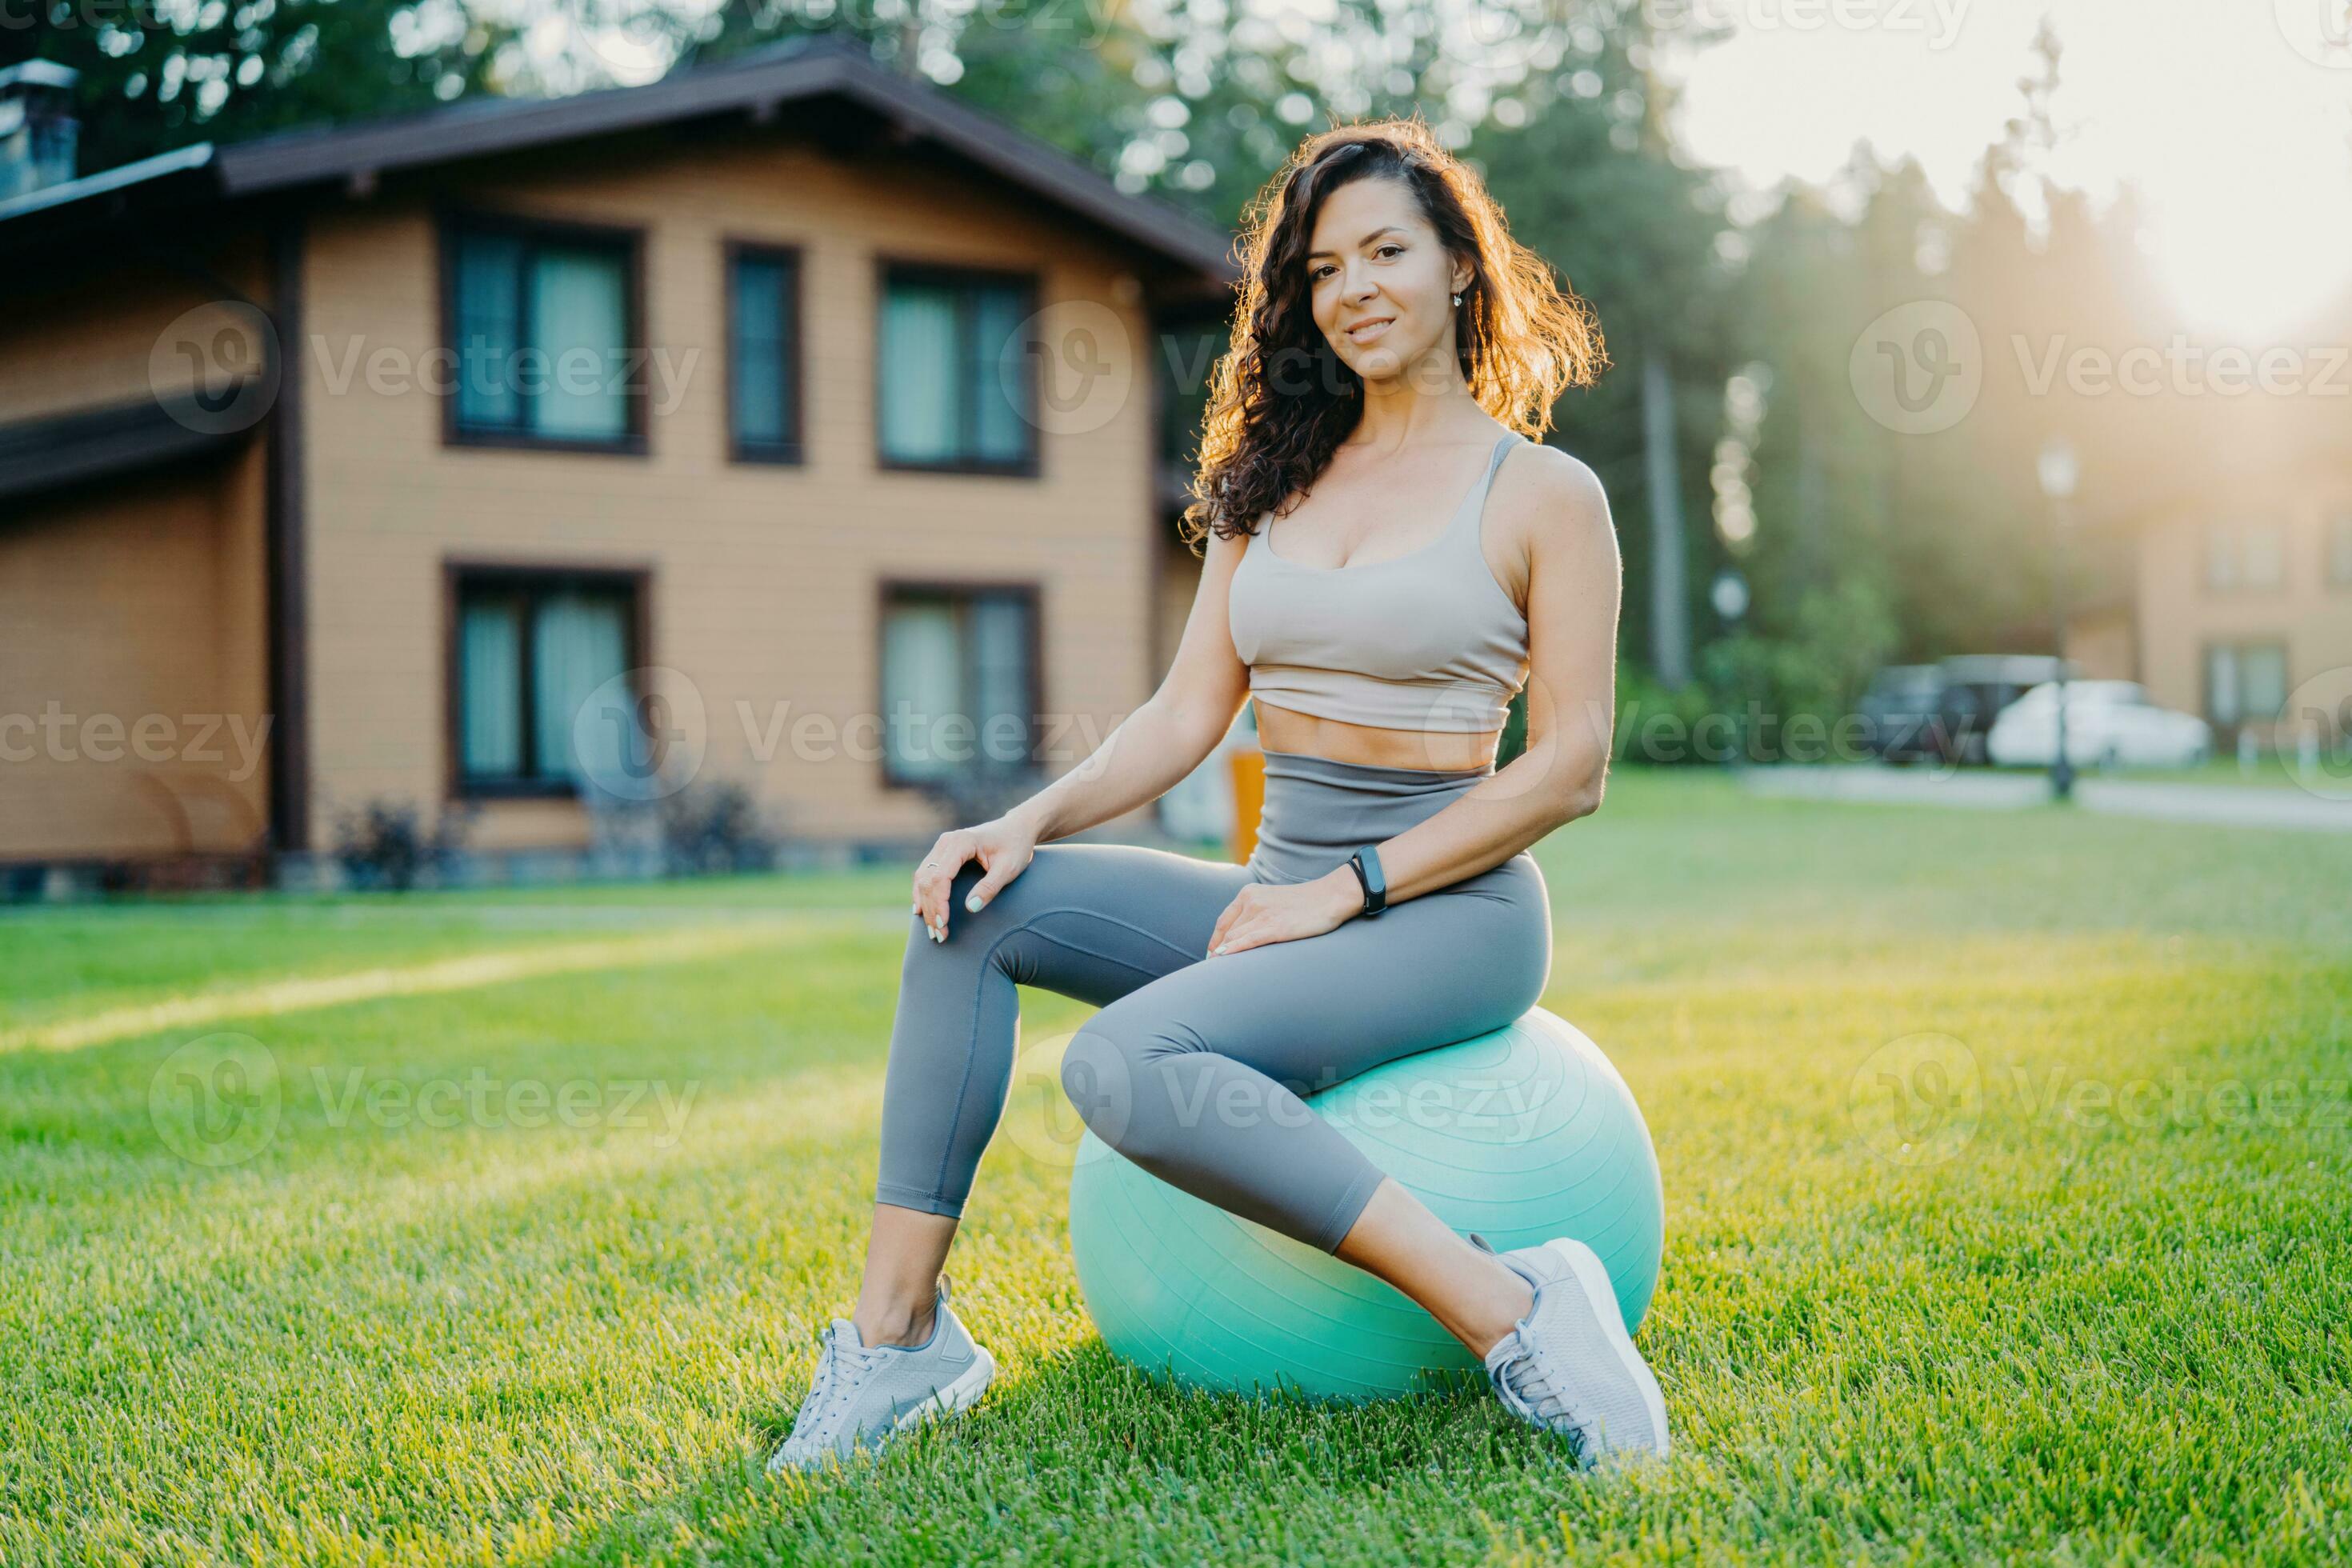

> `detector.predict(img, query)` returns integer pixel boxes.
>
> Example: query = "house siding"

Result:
[0,442,271,860]
[2128,459,2352,741]
[0,126,1196,870]
[0,245,274,862]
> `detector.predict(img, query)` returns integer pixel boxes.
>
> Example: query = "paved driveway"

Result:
[1734,764,2352,832]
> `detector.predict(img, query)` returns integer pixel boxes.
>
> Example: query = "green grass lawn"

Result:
[4,770,2349,1566]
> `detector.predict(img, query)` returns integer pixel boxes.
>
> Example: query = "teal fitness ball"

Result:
[1066,1006,1663,1403]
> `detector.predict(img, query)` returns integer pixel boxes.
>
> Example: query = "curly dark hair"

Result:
[1179,114,1607,553]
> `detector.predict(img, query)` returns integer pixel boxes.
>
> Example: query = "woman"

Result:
[772,118,1665,1473]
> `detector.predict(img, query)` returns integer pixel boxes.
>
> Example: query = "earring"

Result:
[1452,291,1463,306]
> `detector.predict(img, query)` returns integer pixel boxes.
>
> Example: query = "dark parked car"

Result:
[1858,664,1950,762]
[1932,654,2076,765]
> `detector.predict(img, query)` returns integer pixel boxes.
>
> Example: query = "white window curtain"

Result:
[459,598,522,777]
[970,594,1032,767]
[2242,519,2286,590]
[2207,646,2241,725]
[456,234,522,429]
[2240,645,2288,721]
[530,246,629,440]
[882,598,962,778]
[732,256,790,448]
[533,590,630,781]
[968,285,1029,462]
[881,282,960,462]
[2203,523,2235,591]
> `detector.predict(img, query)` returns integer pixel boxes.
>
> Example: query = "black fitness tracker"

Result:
[1346,846,1387,918]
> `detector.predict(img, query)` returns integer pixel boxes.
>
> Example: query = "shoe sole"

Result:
[1542,1238,1670,1464]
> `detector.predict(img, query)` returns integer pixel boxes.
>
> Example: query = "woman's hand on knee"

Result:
[1206,871,1361,957]
[912,817,1039,942]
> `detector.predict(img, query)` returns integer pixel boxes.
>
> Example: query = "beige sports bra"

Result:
[1228,431,1533,733]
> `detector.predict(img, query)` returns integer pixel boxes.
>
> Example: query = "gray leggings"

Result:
[874,746,1554,1253]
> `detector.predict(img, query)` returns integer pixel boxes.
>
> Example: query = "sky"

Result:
[538,0,2352,339]
[1654,0,2352,339]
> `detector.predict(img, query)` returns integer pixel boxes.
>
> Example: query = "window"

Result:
[2242,518,2285,589]
[2329,511,2352,588]
[876,263,1038,473]
[2203,641,2288,730]
[728,244,802,462]
[443,216,643,451]
[2203,518,2286,593]
[2202,522,2235,591]
[878,583,1039,784]
[450,567,644,795]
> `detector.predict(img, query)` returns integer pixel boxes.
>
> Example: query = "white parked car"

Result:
[1986,680,2214,770]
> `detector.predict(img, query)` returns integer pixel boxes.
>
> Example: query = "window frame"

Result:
[2201,520,2235,594]
[2327,510,2352,590]
[2198,637,2290,733]
[874,577,1046,791]
[724,238,807,466]
[443,560,654,801]
[436,207,651,457]
[871,256,1042,478]
[2202,515,2289,597]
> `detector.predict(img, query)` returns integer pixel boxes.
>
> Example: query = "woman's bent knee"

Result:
[898,855,1038,976]
[1061,1021,1250,1170]
[902,846,1091,968]
[1061,1025,1196,1163]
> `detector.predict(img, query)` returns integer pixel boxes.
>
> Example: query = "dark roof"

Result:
[0,393,253,508]
[0,34,1239,294]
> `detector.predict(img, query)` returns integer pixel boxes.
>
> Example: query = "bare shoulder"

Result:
[1494,441,1618,578]
[1513,442,1612,532]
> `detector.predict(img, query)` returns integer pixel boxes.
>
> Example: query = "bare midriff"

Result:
[1252,697,1501,774]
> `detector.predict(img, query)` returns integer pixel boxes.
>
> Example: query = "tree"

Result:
[7,0,512,177]
[1466,15,1742,690]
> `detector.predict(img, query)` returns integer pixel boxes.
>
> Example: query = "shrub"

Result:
[1609,577,1901,767]
[333,799,473,890]
[912,764,1051,832]
[658,778,777,877]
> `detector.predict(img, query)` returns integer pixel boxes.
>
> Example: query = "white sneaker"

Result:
[767,1274,998,1473]
[1470,1232,1670,1467]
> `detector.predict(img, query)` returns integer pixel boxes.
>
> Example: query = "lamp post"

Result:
[1710,567,1750,626]
[1709,569,1750,767]
[2036,435,2078,801]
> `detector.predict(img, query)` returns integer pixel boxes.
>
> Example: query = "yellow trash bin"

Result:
[1228,746,1266,865]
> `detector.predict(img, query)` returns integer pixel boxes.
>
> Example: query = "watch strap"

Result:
[1347,846,1387,916]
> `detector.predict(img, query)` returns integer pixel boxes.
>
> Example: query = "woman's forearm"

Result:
[1362,730,1601,906]
[1006,696,1226,845]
